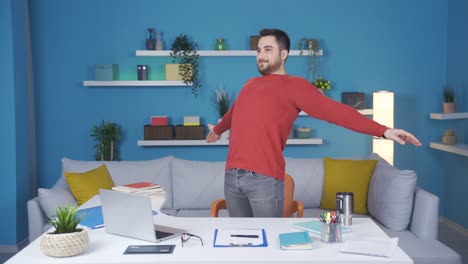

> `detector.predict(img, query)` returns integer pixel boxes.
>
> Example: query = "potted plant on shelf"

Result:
[170,34,201,97]
[91,120,121,161]
[213,86,232,139]
[40,204,89,257]
[443,86,455,113]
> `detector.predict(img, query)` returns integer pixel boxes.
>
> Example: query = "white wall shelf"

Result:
[299,109,373,116]
[430,142,468,157]
[83,80,188,87]
[430,112,468,120]
[137,138,323,146]
[136,50,323,57]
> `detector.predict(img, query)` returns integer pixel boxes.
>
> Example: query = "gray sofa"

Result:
[27,154,461,264]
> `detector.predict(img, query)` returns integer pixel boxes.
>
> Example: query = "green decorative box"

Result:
[95,64,119,81]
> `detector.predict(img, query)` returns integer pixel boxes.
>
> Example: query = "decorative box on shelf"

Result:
[175,125,205,140]
[183,116,200,126]
[144,125,174,140]
[341,92,366,110]
[151,116,169,126]
[95,64,118,81]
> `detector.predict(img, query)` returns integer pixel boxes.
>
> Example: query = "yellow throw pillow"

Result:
[64,164,114,205]
[320,158,377,214]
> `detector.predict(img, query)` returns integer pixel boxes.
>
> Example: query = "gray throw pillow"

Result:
[38,188,77,217]
[367,153,417,231]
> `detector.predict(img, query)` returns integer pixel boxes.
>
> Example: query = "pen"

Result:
[230,234,259,238]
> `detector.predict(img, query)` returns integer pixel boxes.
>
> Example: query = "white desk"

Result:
[8,214,412,264]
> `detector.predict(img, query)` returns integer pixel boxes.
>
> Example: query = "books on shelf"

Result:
[279,231,314,250]
[292,220,351,235]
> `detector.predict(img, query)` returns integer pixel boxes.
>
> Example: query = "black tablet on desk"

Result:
[123,245,175,254]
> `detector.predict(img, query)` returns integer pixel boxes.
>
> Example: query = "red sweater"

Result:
[213,74,388,181]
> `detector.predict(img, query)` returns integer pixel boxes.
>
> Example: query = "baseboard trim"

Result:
[0,238,29,253]
[439,216,468,237]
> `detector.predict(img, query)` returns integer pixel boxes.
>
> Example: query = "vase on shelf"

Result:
[146,27,156,50]
[155,31,164,50]
[442,129,457,145]
[215,38,226,51]
[443,102,455,114]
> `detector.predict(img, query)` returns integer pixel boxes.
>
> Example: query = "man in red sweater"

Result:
[206,28,421,218]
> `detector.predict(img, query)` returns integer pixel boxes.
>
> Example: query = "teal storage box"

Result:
[95,64,118,81]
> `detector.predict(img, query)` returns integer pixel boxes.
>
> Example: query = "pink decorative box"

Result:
[151,116,168,126]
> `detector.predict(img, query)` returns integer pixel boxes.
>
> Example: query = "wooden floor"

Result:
[1,220,467,263]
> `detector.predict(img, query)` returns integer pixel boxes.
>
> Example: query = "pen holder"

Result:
[320,223,342,243]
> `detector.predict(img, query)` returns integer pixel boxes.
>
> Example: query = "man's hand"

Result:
[384,129,422,146]
[206,124,220,143]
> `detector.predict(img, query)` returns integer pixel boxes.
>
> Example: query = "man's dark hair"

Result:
[259,28,290,52]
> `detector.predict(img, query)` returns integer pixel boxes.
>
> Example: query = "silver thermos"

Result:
[336,192,354,226]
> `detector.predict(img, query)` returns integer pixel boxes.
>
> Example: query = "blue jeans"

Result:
[224,168,284,217]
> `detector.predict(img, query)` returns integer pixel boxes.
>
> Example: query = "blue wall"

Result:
[1,0,466,245]
[0,0,30,245]
[445,0,468,228]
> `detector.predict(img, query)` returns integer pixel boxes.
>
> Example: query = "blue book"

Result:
[77,206,105,229]
[279,231,313,250]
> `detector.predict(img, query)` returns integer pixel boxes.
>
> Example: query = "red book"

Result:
[124,182,158,189]
[112,182,162,193]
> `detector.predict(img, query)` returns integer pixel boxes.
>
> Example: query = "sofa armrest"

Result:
[409,187,439,240]
[27,196,48,242]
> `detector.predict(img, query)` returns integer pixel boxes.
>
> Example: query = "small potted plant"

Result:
[170,34,201,97]
[91,120,121,161]
[40,204,89,257]
[213,86,232,119]
[213,86,232,139]
[443,86,455,113]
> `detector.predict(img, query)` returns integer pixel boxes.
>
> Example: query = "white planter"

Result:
[40,228,89,257]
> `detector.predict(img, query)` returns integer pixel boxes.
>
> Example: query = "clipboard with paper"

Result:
[213,229,267,247]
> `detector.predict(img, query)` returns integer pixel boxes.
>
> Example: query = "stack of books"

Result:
[112,182,167,208]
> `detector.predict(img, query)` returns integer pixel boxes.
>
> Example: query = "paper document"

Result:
[213,229,267,247]
[339,237,399,258]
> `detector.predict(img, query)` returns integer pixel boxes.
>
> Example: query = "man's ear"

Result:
[281,50,289,60]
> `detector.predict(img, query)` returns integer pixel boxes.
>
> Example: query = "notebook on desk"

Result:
[99,189,186,243]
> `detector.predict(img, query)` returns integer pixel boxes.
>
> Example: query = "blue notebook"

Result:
[279,231,313,250]
[292,220,351,235]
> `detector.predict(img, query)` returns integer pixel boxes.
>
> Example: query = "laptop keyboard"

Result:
[155,230,174,238]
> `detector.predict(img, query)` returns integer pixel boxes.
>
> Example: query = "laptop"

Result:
[99,189,186,243]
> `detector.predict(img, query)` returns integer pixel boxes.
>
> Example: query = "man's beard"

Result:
[257,59,281,75]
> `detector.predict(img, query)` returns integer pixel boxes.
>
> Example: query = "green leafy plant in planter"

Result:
[170,34,201,97]
[40,204,89,257]
[91,120,121,161]
[443,86,454,103]
[212,86,232,118]
[443,85,456,113]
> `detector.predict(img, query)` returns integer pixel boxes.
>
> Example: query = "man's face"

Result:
[256,36,283,75]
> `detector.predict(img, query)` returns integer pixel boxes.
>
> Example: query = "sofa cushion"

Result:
[57,156,174,208]
[171,158,225,209]
[367,153,417,231]
[38,188,77,217]
[284,157,324,208]
[321,157,378,214]
[64,164,115,205]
